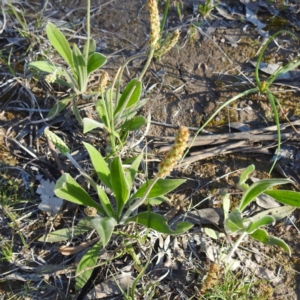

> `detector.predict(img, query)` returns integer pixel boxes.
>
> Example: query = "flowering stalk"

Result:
[97,71,109,92]
[148,0,160,50]
[154,29,180,58]
[120,126,189,223]
[157,126,189,178]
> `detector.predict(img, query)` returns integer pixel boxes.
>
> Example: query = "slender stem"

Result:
[138,49,154,82]
[120,176,159,224]
[267,90,280,174]
[85,0,91,62]
[180,88,259,163]
[72,94,83,125]
[226,231,247,264]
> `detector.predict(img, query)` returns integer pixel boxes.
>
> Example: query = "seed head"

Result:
[148,0,160,50]
[154,29,180,58]
[97,71,109,92]
[157,126,189,178]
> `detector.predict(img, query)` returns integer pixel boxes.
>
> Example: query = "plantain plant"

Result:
[40,127,193,290]
[222,165,300,263]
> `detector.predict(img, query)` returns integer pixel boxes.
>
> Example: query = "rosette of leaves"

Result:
[29,22,107,121]
[39,135,193,290]
[223,165,300,262]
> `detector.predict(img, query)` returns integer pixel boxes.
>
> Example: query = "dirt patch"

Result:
[0,0,300,299]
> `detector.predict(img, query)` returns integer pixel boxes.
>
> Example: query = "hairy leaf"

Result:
[239,178,293,212]
[83,142,112,189]
[264,190,300,207]
[126,212,193,235]
[87,52,107,75]
[54,173,104,214]
[250,228,291,255]
[90,216,117,247]
[75,241,102,290]
[131,179,186,200]
[46,23,74,71]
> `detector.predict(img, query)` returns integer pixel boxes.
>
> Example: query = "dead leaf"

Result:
[36,178,63,216]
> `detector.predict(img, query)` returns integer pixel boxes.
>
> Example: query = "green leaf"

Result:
[54,173,104,214]
[126,212,193,235]
[47,96,72,118]
[72,44,87,93]
[114,79,142,116]
[96,185,114,218]
[38,219,92,242]
[147,195,168,205]
[110,157,130,218]
[250,228,291,255]
[75,241,102,290]
[246,215,275,234]
[29,61,57,73]
[238,165,255,191]
[90,216,117,248]
[82,142,112,189]
[96,99,109,127]
[239,178,293,212]
[82,118,105,134]
[87,52,107,75]
[44,128,70,155]
[46,23,74,71]
[251,205,296,223]
[125,153,143,190]
[225,208,244,234]
[264,190,300,207]
[131,179,186,200]
[120,115,147,132]
[222,191,230,219]
[204,227,225,239]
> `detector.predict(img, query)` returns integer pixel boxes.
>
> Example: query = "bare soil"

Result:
[0,0,300,299]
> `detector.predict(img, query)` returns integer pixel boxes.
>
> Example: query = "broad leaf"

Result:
[238,164,254,191]
[90,216,117,247]
[54,173,104,214]
[126,212,193,235]
[82,118,105,134]
[251,205,296,223]
[72,44,87,93]
[75,241,102,290]
[46,23,74,71]
[131,179,186,200]
[264,190,300,207]
[239,178,293,212]
[147,195,168,205]
[114,79,142,116]
[87,52,107,75]
[120,115,147,132]
[225,208,244,234]
[110,157,130,218]
[38,219,92,242]
[250,228,291,255]
[246,215,275,234]
[96,185,114,218]
[29,61,58,74]
[82,142,112,189]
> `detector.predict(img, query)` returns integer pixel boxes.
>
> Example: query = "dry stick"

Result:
[157,130,297,153]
